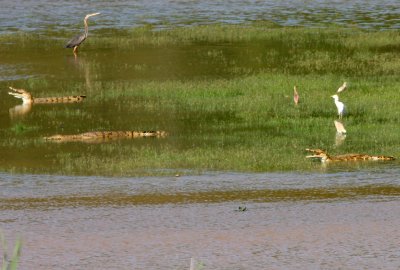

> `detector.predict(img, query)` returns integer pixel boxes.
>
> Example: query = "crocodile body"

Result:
[44,131,167,142]
[305,148,395,163]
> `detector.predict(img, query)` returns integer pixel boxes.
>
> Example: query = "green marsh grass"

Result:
[9,123,36,135]
[1,23,400,176]
[45,74,400,176]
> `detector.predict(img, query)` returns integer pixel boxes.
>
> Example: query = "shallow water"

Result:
[1,165,400,201]
[1,170,400,269]
[1,30,399,175]
[3,199,400,269]
[1,1,400,269]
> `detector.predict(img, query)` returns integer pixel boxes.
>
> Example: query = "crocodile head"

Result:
[305,148,331,163]
[8,87,33,105]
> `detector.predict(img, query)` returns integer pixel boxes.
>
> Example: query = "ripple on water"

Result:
[1,199,400,269]
[1,167,399,269]
[0,0,399,33]
[0,64,33,81]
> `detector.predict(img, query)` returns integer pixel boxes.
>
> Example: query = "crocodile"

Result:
[305,148,395,163]
[8,87,86,105]
[44,130,168,142]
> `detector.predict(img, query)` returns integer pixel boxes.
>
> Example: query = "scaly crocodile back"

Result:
[33,96,86,104]
[327,153,395,161]
[306,148,395,163]
[44,131,168,142]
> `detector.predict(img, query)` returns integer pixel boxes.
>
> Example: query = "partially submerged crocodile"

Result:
[305,148,395,163]
[8,87,86,105]
[44,130,168,142]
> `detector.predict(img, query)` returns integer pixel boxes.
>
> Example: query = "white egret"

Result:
[336,82,347,93]
[331,94,345,119]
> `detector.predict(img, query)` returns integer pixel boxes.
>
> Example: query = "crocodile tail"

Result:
[372,155,396,161]
[34,96,86,104]
[131,130,168,137]
[83,131,168,138]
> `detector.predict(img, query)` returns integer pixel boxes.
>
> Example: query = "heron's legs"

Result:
[73,46,78,54]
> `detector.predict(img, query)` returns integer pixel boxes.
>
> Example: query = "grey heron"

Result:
[65,13,100,55]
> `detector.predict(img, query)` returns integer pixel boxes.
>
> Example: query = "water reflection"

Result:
[9,103,32,119]
[67,55,93,91]
[333,120,347,147]
[334,132,346,147]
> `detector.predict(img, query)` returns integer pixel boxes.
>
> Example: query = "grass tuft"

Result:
[1,232,21,270]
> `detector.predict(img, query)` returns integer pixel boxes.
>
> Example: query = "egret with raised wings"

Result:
[336,82,347,93]
[66,13,100,55]
[293,86,299,105]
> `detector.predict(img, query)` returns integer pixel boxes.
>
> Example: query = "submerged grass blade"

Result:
[1,232,6,270]
[7,238,21,270]
[0,232,21,270]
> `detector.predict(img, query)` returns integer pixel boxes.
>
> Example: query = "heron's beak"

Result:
[86,12,101,19]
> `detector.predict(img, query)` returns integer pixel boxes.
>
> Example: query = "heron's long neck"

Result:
[84,19,89,37]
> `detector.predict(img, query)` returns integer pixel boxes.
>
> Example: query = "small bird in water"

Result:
[235,206,247,212]
[331,94,345,119]
[293,86,299,105]
[336,82,347,93]
[66,13,100,55]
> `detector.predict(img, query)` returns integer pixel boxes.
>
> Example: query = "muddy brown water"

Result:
[1,169,400,269]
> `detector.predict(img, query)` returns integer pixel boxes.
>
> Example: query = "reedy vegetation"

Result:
[0,23,399,176]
